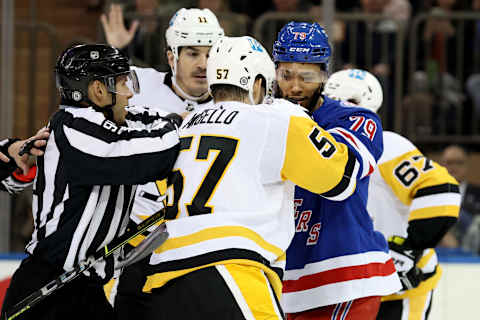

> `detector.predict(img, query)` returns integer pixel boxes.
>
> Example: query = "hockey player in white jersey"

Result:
[324,69,461,320]
[100,7,225,316]
[101,7,224,224]
[133,35,362,320]
[128,7,224,227]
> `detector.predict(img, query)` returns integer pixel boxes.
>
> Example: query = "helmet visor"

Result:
[126,69,140,95]
[276,67,327,84]
[106,70,140,96]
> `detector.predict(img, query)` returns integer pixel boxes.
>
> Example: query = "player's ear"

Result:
[167,50,175,70]
[88,80,108,107]
[253,76,265,105]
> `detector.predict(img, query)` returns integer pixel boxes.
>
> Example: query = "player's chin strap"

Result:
[248,91,257,105]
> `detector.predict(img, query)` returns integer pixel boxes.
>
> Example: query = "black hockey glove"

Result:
[388,235,424,291]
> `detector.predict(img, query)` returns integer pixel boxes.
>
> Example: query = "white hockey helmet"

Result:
[166,8,224,62]
[207,36,276,105]
[323,69,383,113]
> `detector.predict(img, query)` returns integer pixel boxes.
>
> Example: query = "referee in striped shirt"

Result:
[1,44,180,320]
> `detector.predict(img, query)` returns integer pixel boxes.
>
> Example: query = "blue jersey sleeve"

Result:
[313,99,383,180]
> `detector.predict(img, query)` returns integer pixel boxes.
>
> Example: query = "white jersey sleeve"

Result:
[369,131,460,237]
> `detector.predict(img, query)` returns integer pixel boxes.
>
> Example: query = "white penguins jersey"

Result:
[128,67,214,226]
[141,99,358,297]
[130,66,213,113]
[367,131,460,300]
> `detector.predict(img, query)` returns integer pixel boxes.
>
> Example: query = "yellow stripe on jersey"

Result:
[417,249,435,269]
[409,205,460,221]
[142,258,283,298]
[153,225,284,258]
[406,291,432,320]
[103,278,117,304]
[281,116,354,195]
[144,226,285,295]
[220,264,283,319]
[378,149,458,206]
[155,179,167,195]
[276,252,286,262]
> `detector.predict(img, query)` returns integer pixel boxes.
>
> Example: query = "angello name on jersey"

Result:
[182,107,239,129]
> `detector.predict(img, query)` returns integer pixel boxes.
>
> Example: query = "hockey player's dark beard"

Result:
[306,84,324,113]
[275,83,324,114]
[274,83,301,105]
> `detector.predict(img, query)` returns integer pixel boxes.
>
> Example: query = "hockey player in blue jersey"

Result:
[273,22,401,320]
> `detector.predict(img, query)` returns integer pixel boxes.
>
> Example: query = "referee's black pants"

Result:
[1,254,114,320]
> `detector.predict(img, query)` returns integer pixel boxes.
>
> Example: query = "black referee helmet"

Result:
[55,44,137,107]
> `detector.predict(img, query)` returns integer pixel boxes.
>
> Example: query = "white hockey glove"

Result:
[388,235,424,291]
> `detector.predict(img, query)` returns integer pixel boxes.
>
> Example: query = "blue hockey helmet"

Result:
[273,22,331,70]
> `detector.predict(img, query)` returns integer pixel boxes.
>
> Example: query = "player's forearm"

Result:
[406,216,458,249]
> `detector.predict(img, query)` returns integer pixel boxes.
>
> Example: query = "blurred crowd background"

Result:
[1,0,480,257]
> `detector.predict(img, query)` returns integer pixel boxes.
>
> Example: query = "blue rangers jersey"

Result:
[282,96,401,313]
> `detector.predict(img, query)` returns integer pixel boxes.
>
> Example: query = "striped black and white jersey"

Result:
[26,104,180,281]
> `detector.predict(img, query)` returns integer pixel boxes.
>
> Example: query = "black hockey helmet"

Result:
[55,44,139,107]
